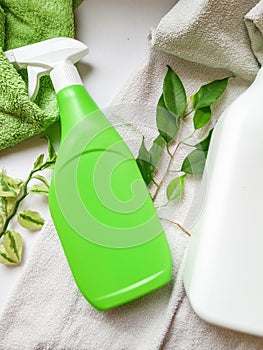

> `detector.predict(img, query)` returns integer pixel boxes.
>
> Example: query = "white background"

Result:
[0,0,176,313]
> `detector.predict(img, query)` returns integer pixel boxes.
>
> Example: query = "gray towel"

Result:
[152,0,261,80]
[1,1,263,349]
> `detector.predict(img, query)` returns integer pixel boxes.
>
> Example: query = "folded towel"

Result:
[0,0,82,151]
[1,1,263,349]
[152,0,260,81]
[245,1,263,65]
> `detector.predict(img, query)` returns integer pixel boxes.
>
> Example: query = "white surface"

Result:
[184,68,263,336]
[0,0,175,314]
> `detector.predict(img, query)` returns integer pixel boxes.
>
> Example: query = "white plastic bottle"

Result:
[184,68,263,336]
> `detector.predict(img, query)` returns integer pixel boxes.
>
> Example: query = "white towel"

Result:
[1,1,263,349]
[152,0,260,80]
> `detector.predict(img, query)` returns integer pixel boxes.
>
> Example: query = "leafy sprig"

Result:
[0,137,56,265]
[136,66,229,203]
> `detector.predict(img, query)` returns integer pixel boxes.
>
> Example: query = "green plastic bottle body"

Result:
[49,85,172,310]
[59,84,99,142]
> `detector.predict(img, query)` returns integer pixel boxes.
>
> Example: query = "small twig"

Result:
[179,130,196,145]
[166,143,173,157]
[152,140,181,201]
[160,217,191,237]
[181,142,195,148]
[0,161,54,238]
[168,169,182,173]
[155,202,169,209]
[182,109,194,119]
[152,126,196,202]
[151,178,159,187]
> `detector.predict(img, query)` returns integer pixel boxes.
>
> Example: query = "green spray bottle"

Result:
[5,38,172,310]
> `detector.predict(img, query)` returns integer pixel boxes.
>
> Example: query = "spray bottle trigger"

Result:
[27,65,49,100]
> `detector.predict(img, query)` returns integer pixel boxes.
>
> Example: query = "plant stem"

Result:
[160,217,191,237]
[179,130,196,145]
[155,202,169,209]
[0,161,54,238]
[152,141,181,202]
[152,129,195,202]
[152,178,159,187]
[181,142,196,148]
[182,109,194,119]
[166,143,173,157]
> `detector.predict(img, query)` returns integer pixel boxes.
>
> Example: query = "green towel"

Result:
[0,0,83,151]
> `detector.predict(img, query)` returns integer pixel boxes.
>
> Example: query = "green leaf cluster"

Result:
[136,136,164,185]
[0,136,57,266]
[136,66,229,203]
[136,66,187,185]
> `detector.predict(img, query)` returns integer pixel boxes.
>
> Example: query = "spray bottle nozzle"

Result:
[4,37,89,100]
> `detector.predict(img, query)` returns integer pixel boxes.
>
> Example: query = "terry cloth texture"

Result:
[2,0,263,349]
[0,0,82,151]
[152,0,261,81]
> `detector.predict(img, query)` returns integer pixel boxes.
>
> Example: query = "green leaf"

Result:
[163,66,187,116]
[181,149,208,175]
[33,154,44,170]
[5,174,23,195]
[0,171,17,197]
[193,106,211,130]
[136,135,165,185]
[4,230,23,262]
[43,136,57,162]
[5,175,23,188]
[0,189,16,198]
[29,184,49,196]
[136,138,154,185]
[0,214,4,231]
[32,174,49,187]
[0,230,23,265]
[6,197,16,216]
[167,175,186,201]
[149,135,165,168]
[156,94,180,143]
[0,245,16,264]
[18,210,45,231]
[193,78,229,109]
[0,197,7,215]
[194,129,213,151]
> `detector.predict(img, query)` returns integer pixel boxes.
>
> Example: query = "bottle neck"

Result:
[50,62,100,142]
[56,85,99,143]
[50,63,83,94]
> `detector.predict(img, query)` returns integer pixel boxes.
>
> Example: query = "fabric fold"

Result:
[152,0,260,81]
[245,0,263,65]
